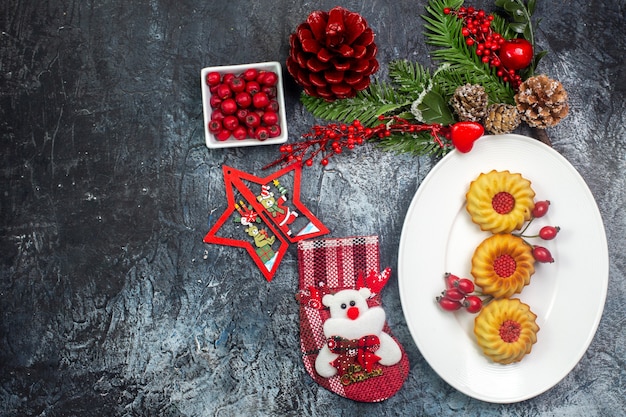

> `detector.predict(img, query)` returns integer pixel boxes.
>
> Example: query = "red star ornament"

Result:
[203,163,329,281]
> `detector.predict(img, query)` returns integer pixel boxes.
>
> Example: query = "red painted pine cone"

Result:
[286,6,379,101]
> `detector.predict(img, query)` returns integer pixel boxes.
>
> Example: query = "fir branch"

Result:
[423,0,466,52]
[423,3,485,76]
[490,12,517,40]
[423,0,516,104]
[301,80,412,127]
[434,67,515,105]
[388,60,432,98]
[388,60,455,124]
[374,131,450,157]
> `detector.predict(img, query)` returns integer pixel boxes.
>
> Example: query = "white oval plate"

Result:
[398,134,608,403]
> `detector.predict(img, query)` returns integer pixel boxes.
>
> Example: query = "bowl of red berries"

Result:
[201,61,288,148]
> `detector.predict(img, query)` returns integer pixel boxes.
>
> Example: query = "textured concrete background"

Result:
[1,0,624,416]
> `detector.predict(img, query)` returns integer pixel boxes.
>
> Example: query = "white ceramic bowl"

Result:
[201,61,288,148]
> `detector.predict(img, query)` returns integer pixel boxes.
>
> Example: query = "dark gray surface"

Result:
[1,0,624,416]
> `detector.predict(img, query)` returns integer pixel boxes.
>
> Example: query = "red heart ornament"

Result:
[450,121,484,153]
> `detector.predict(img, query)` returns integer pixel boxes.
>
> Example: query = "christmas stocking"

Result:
[296,236,410,402]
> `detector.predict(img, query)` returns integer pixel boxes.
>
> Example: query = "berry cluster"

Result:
[436,273,486,313]
[264,116,484,169]
[443,6,532,89]
[206,68,282,141]
[518,200,559,263]
[265,117,450,168]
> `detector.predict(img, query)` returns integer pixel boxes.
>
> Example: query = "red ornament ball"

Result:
[499,38,534,70]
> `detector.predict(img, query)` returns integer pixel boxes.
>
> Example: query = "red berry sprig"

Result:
[206,68,282,142]
[436,273,491,313]
[443,6,531,90]
[515,200,559,263]
[263,117,484,169]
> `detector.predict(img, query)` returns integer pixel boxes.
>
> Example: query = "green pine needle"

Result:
[490,13,517,39]
[374,131,450,157]
[301,80,412,127]
[388,60,432,98]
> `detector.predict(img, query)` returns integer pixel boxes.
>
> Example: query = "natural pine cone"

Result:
[484,103,521,134]
[286,6,379,101]
[449,84,489,122]
[515,75,569,128]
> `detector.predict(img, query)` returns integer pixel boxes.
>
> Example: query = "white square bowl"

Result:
[201,61,288,149]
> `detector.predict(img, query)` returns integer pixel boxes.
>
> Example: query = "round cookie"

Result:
[471,233,535,299]
[466,170,536,233]
[474,298,540,364]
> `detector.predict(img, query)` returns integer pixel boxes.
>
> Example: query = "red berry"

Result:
[262,85,277,99]
[255,126,270,141]
[207,119,222,133]
[267,124,281,138]
[445,273,460,289]
[437,296,462,311]
[532,246,554,263]
[260,71,278,86]
[215,83,232,99]
[242,68,258,81]
[499,38,534,70]
[262,111,279,126]
[235,92,252,108]
[235,108,249,122]
[209,94,222,108]
[229,76,246,93]
[215,129,231,141]
[210,108,225,121]
[539,226,560,240]
[222,73,235,84]
[463,296,483,313]
[205,71,221,86]
[256,71,269,85]
[222,115,239,131]
[220,98,238,115]
[532,200,551,218]
[246,81,261,95]
[456,278,475,295]
[265,100,279,113]
[252,91,270,109]
[443,288,465,302]
[232,125,248,140]
[245,112,261,128]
